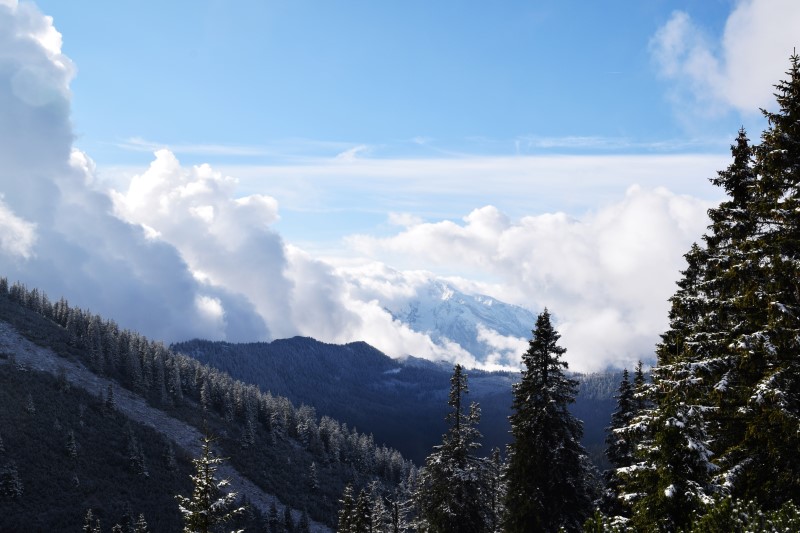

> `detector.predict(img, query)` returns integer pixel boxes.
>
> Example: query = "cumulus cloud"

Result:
[0,197,37,259]
[476,324,528,370]
[651,0,800,115]
[346,187,713,371]
[0,1,268,342]
[111,150,292,338]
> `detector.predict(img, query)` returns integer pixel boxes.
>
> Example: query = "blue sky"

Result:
[2,0,799,370]
[34,0,775,249]
[42,0,743,167]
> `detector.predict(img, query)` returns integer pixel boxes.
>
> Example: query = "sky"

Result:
[1,0,799,372]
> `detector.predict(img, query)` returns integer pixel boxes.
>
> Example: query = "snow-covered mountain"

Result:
[383,280,536,368]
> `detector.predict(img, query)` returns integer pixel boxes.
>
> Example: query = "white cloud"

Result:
[0,197,36,259]
[109,149,484,365]
[335,144,369,162]
[651,1,800,115]
[0,1,269,343]
[111,149,293,337]
[476,324,527,370]
[346,186,713,371]
[388,212,424,228]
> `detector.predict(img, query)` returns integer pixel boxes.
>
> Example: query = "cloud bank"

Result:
[346,188,712,370]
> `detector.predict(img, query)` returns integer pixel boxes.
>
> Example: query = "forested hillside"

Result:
[171,338,618,466]
[0,281,412,531]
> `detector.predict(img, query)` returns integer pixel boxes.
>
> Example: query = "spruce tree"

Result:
[83,509,102,533]
[176,432,244,533]
[601,369,636,517]
[268,501,280,533]
[503,309,594,532]
[337,483,355,533]
[414,364,491,533]
[283,504,295,533]
[623,54,800,528]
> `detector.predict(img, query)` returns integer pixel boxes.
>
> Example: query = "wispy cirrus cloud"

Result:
[116,137,271,157]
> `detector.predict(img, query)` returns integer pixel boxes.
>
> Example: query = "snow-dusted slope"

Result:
[384,280,536,368]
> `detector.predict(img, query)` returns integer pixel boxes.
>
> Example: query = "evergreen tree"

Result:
[414,364,491,533]
[133,513,150,533]
[283,504,295,533]
[105,383,116,415]
[83,509,102,533]
[352,488,372,533]
[485,448,505,533]
[268,501,281,533]
[66,429,78,460]
[298,509,311,533]
[601,369,636,517]
[0,461,23,499]
[176,432,244,533]
[503,309,594,532]
[338,483,355,533]
[623,55,800,528]
[24,393,35,415]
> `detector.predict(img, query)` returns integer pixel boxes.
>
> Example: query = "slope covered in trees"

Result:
[0,279,412,530]
[171,338,618,466]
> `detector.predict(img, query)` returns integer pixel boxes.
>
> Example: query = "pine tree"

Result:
[338,483,355,533]
[176,432,244,533]
[486,448,505,533]
[414,364,491,533]
[24,393,35,416]
[601,369,636,517]
[66,429,78,460]
[297,509,311,533]
[0,461,23,499]
[83,509,102,533]
[268,501,280,533]
[503,309,594,532]
[133,513,150,533]
[283,504,295,533]
[623,54,800,528]
[105,384,116,415]
[718,53,800,507]
[352,488,372,532]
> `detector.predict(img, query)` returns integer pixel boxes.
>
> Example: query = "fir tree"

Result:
[105,383,116,415]
[414,364,491,533]
[83,509,102,533]
[0,461,23,499]
[298,509,311,533]
[503,309,594,532]
[24,393,35,416]
[66,429,78,460]
[351,488,372,532]
[337,483,355,533]
[283,504,295,533]
[133,513,150,533]
[623,55,800,528]
[601,369,636,517]
[268,501,280,533]
[176,432,244,533]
